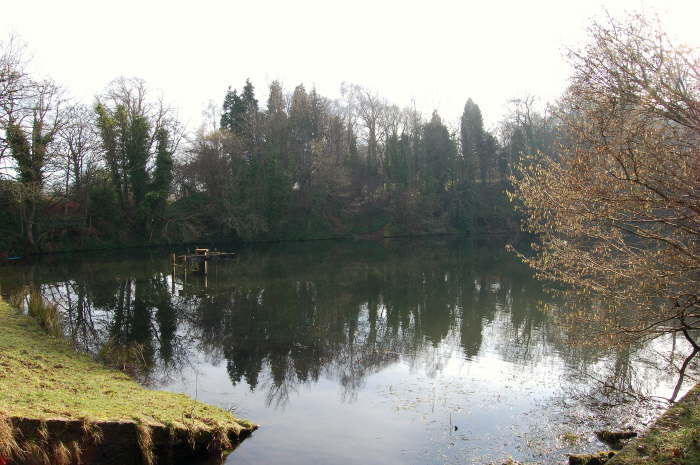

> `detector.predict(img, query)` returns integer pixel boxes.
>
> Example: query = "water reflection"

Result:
[3,241,552,397]
[0,238,696,463]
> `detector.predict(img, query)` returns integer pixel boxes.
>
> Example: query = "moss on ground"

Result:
[606,383,700,465]
[0,299,254,462]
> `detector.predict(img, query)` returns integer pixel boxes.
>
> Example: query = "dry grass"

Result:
[23,440,50,465]
[208,425,233,453]
[68,440,83,465]
[52,441,71,465]
[136,423,154,465]
[97,338,150,379]
[7,289,25,310]
[0,414,19,457]
[26,290,64,338]
[37,421,49,443]
[80,417,103,445]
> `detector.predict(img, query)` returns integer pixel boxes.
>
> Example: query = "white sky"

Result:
[2,0,699,131]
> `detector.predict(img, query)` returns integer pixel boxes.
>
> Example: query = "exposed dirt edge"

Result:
[1,415,257,465]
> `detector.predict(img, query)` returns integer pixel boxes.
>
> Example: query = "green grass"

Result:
[0,299,254,433]
[607,383,700,465]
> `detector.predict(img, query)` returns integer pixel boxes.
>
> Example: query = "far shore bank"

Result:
[0,227,528,260]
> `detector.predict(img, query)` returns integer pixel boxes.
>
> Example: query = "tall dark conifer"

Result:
[460,99,484,184]
[423,111,456,193]
[221,87,246,132]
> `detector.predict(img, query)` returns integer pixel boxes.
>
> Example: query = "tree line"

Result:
[0,37,555,254]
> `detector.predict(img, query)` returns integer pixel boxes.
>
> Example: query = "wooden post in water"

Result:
[195,248,209,276]
[171,253,176,293]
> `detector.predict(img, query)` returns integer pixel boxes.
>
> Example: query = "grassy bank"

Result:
[604,382,700,465]
[0,299,255,464]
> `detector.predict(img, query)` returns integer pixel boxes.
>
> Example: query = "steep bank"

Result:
[0,300,256,465]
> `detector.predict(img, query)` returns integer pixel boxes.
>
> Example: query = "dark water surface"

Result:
[0,239,692,464]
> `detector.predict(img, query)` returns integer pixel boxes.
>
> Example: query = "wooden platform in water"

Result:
[176,251,236,262]
[172,248,236,275]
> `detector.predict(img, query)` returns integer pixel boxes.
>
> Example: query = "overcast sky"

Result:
[2,0,699,131]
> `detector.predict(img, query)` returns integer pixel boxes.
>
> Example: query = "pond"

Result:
[0,238,693,464]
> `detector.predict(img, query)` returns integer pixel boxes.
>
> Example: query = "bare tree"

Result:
[50,103,101,214]
[511,13,700,352]
[98,77,183,160]
[379,103,405,139]
[341,83,386,175]
[3,78,66,247]
[0,35,32,163]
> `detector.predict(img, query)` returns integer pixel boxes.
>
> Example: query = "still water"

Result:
[0,238,691,464]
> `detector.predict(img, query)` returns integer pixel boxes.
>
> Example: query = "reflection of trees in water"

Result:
[605,336,697,402]
[544,324,699,436]
[1,254,194,385]
[1,239,691,409]
[548,290,700,410]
